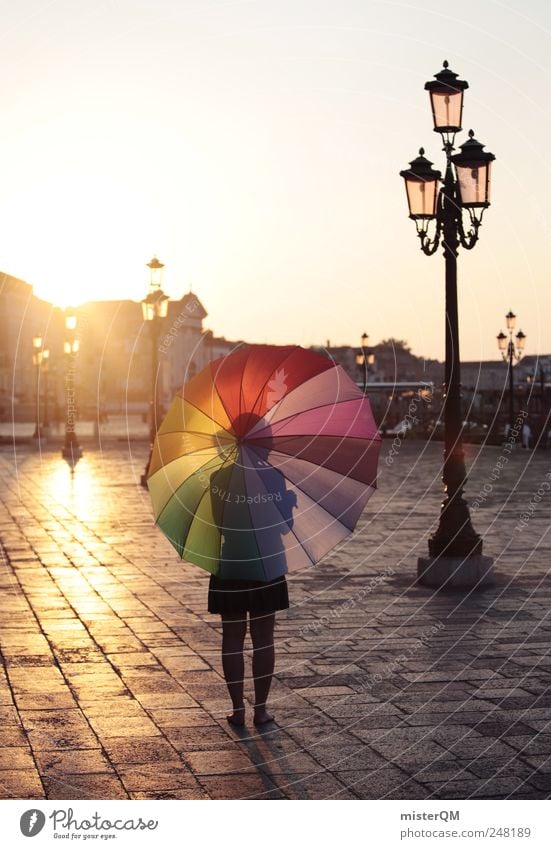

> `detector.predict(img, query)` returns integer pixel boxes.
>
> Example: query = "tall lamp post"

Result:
[355,332,376,391]
[42,349,50,434]
[62,311,83,464]
[32,335,43,439]
[497,311,526,438]
[400,61,495,589]
[140,257,169,487]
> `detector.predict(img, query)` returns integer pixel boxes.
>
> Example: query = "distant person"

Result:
[522,422,532,449]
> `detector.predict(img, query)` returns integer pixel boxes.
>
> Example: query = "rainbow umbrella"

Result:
[147,345,381,579]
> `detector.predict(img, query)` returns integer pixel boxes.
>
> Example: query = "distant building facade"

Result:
[4,267,547,437]
[0,272,65,420]
[74,290,245,415]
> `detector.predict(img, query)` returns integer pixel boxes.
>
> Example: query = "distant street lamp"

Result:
[62,311,83,464]
[32,335,43,439]
[355,332,376,391]
[140,256,169,487]
[497,310,526,437]
[42,349,50,432]
[400,61,495,588]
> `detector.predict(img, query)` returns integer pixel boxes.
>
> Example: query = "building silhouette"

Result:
[1,268,548,440]
[0,271,244,423]
[0,273,65,420]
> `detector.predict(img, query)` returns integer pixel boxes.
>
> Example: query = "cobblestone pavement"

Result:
[0,439,550,800]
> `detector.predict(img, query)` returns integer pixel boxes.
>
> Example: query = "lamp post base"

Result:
[62,443,83,464]
[417,554,494,589]
[140,444,154,488]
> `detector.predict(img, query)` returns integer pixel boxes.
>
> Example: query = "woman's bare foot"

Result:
[227,706,245,727]
[253,705,274,725]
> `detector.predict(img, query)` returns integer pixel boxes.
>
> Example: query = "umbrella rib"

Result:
[248,398,380,440]
[248,443,356,531]
[269,450,376,531]
[268,445,376,508]
[209,358,242,436]
[244,445,372,564]
[151,444,235,479]
[167,397,235,439]
[264,451,359,531]
[156,428,234,441]
[251,435,380,487]
[238,345,256,430]
[149,446,231,480]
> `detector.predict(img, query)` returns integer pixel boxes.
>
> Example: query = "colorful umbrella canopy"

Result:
[147,345,381,580]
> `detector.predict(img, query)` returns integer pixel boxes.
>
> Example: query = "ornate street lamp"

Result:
[32,335,43,439]
[140,256,169,487]
[497,311,526,438]
[42,349,50,433]
[400,61,495,589]
[62,310,83,464]
[355,332,376,392]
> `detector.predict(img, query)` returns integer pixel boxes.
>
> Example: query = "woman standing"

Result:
[208,443,296,727]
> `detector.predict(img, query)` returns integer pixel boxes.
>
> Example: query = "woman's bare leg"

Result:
[250,611,276,724]
[221,613,247,725]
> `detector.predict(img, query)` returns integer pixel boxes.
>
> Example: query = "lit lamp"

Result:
[516,330,526,353]
[497,311,526,439]
[400,149,441,234]
[425,60,468,142]
[400,60,496,589]
[452,131,495,216]
[62,310,82,464]
[140,257,169,486]
[64,339,80,355]
[141,289,169,322]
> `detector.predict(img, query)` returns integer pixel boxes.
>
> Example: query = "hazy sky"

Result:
[0,0,550,361]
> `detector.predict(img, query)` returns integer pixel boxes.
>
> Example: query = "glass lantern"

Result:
[451,131,495,209]
[425,61,469,136]
[400,149,442,222]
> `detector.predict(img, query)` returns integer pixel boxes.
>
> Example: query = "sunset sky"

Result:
[0,0,550,362]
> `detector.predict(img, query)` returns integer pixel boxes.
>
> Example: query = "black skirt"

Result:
[208,574,289,615]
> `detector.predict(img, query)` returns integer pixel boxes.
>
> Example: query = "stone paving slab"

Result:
[0,440,550,799]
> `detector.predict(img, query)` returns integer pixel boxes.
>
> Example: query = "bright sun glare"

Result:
[4,174,159,308]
